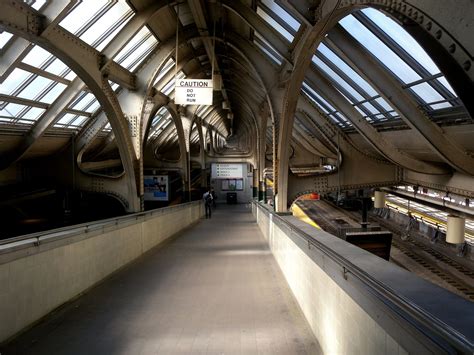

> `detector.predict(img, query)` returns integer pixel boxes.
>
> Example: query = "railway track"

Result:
[296,199,474,302]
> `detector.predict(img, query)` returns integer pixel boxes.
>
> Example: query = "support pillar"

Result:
[253,168,258,198]
[374,190,386,208]
[446,216,465,244]
[259,180,266,202]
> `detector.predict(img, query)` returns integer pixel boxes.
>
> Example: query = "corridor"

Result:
[2,205,320,354]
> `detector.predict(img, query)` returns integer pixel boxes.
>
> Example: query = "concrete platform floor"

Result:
[2,204,321,355]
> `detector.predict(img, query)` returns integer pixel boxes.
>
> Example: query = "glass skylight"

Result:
[340,15,421,84]
[0,31,14,49]
[115,26,158,71]
[362,8,439,76]
[257,7,293,42]
[260,0,300,32]
[254,32,282,65]
[59,1,133,51]
[154,58,175,86]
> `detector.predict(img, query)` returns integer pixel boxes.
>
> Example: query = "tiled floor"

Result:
[2,204,321,354]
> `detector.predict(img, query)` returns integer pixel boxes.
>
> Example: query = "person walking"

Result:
[203,189,213,219]
[210,187,217,209]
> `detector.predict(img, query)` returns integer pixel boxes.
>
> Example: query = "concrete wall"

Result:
[0,202,203,343]
[252,202,473,354]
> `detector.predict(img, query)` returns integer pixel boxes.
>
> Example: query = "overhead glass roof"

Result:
[301,7,468,132]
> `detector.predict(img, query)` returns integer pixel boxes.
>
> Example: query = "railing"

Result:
[0,201,201,254]
[253,201,474,354]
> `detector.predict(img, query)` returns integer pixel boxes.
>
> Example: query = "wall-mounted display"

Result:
[221,179,243,191]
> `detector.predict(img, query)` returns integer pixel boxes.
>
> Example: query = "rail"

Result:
[253,201,474,354]
[0,201,201,253]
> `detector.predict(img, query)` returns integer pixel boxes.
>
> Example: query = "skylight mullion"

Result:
[0,94,49,109]
[65,108,93,117]
[16,63,71,86]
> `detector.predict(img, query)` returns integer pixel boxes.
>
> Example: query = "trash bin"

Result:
[226,192,237,204]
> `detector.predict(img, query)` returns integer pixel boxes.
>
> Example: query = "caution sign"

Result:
[175,79,213,105]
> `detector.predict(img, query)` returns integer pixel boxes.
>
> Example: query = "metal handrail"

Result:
[0,201,201,248]
[253,201,473,353]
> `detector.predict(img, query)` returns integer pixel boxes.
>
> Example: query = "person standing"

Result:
[203,189,213,218]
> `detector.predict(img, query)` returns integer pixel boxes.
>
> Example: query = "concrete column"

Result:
[446,216,465,244]
[374,191,386,208]
[253,168,258,198]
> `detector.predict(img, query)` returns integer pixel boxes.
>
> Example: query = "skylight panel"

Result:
[71,92,100,113]
[410,82,452,109]
[44,59,69,77]
[79,2,133,50]
[362,8,440,76]
[260,0,300,32]
[17,76,55,102]
[22,45,52,67]
[102,122,112,132]
[318,43,378,97]
[302,82,336,112]
[0,103,44,124]
[0,31,14,49]
[20,107,45,122]
[254,33,282,65]
[375,97,392,111]
[161,79,175,96]
[25,0,47,10]
[116,28,158,71]
[257,7,293,42]
[339,15,421,84]
[437,77,456,96]
[41,83,67,104]
[312,55,364,102]
[55,113,78,126]
[0,68,31,95]
[59,1,107,34]
[154,58,175,85]
[362,102,379,115]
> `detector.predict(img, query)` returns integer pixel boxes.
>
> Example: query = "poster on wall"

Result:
[222,180,229,190]
[144,175,168,201]
[221,179,244,191]
[228,179,236,190]
[211,163,243,179]
[235,179,243,190]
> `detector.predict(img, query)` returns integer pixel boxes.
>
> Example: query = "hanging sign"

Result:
[175,79,213,105]
[211,163,243,179]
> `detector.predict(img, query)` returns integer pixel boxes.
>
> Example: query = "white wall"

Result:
[0,202,202,343]
[211,163,253,203]
[252,202,472,354]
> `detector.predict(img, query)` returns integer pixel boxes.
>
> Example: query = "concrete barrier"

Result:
[0,202,203,343]
[252,201,474,354]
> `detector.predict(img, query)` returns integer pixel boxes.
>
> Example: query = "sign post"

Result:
[175,79,213,105]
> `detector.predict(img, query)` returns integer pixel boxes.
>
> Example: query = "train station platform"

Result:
[1,205,320,354]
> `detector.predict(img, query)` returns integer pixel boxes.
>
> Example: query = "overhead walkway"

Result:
[1,205,320,355]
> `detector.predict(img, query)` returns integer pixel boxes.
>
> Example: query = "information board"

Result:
[175,79,213,105]
[144,175,169,201]
[211,164,243,179]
